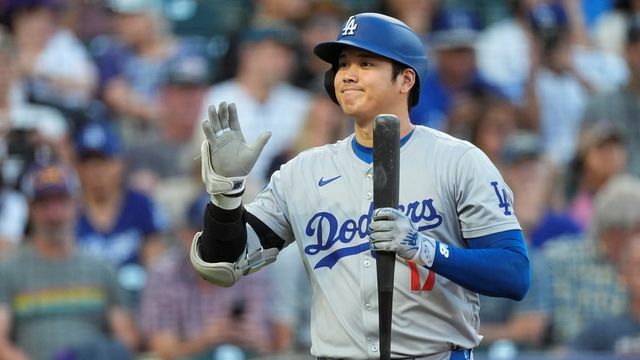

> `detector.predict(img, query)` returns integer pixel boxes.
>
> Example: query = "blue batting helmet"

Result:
[314,12,428,107]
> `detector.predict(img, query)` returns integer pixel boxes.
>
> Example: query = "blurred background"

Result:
[0,0,639,359]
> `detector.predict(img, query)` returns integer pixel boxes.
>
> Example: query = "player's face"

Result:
[334,48,408,122]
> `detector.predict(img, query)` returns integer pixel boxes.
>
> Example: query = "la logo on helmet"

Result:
[342,16,358,36]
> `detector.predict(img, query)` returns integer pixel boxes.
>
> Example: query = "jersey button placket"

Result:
[366,336,379,356]
[361,167,377,346]
[365,168,373,200]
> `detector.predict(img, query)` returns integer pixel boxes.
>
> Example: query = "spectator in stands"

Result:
[162,0,251,82]
[195,23,311,198]
[566,122,628,231]
[0,26,73,176]
[163,0,251,40]
[74,121,168,309]
[0,163,139,360]
[0,151,27,257]
[594,0,640,56]
[0,34,29,253]
[440,0,513,26]
[577,0,615,32]
[531,175,640,346]
[464,94,518,153]
[252,0,311,26]
[126,52,210,226]
[572,232,640,354]
[410,8,502,130]
[2,0,98,110]
[378,0,439,40]
[475,0,540,103]
[58,0,111,43]
[126,52,210,188]
[542,1,628,93]
[529,2,593,166]
[93,0,205,142]
[478,0,627,106]
[377,0,441,86]
[477,130,580,350]
[501,131,581,249]
[292,0,346,91]
[140,193,272,359]
[584,15,640,177]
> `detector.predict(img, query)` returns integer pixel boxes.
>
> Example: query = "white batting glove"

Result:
[369,208,437,267]
[201,102,271,208]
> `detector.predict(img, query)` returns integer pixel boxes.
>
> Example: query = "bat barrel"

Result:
[373,114,400,360]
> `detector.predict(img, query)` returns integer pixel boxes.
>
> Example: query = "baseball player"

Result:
[190,13,530,360]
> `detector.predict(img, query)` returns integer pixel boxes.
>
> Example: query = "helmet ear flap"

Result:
[323,66,339,105]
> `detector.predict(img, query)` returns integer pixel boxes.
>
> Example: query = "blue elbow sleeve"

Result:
[430,230,531,300]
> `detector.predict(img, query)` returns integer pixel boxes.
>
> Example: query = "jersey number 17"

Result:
[408,261,435,292]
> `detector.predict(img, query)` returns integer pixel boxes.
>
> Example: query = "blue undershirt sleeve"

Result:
[429,229,530,300]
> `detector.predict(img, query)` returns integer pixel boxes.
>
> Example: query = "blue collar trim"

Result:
[351,130,414,164]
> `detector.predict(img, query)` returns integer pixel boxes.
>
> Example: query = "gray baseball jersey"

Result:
[245,126,521,359]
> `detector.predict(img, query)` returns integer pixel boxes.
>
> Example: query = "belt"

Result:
[317,348,472,360]
[318,358,432,360]
[317,358,417,360]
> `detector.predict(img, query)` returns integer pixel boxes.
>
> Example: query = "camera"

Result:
[2,128,36,187]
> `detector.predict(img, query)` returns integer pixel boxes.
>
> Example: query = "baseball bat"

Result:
[373,114,400,360]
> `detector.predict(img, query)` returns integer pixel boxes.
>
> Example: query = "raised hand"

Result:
[200,102,271,197]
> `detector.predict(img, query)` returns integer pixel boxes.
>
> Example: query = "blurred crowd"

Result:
[0,0,639,359]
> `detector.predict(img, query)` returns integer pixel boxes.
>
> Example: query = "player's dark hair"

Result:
[391,61,419,109]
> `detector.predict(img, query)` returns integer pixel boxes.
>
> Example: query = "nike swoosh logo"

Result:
[318,175,341,187]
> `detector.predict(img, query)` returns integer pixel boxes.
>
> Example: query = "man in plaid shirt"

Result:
[139,194,273,358]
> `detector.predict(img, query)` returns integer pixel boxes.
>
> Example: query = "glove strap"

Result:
[210,174,246,210]
[222,190,245,198]
[412,234,436,268]
[223,177,246,196]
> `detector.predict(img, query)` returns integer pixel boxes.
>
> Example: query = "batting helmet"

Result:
[314,13,428,107]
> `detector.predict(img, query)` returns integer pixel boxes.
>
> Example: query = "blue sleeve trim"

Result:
[430,229,530,300]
